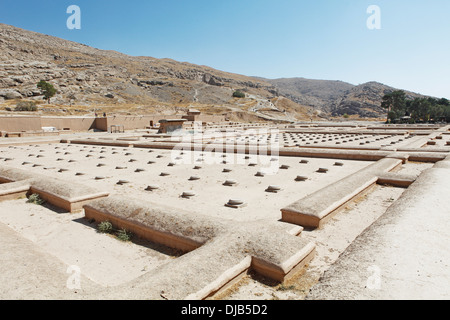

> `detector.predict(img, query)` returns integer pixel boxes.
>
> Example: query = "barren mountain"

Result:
[0,23,315,122]
[265,78,431,118]
[329,81,428,118]
[265,78,354,112]
[0,23,430,120]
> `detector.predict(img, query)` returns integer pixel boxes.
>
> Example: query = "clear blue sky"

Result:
[1,0,449,98]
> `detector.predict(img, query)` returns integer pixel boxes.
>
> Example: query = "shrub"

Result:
[15,101,37,112]
[27,193,46,205]
[116,229,133,242]
[98,221,113,234]
[232,90,246,98]
[97,222,133,242]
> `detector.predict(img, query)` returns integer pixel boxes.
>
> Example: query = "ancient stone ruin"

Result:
[0,121,449,300]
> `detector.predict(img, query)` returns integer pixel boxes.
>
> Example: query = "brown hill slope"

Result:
[265,77,354,113]
[0,23,431,120]
[329,81,427,118]
[0,23,314,121]
[264,78,432,118]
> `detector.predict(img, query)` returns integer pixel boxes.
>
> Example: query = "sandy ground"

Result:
[212,131,420,149]
[0,200,179,288]
[0,181,411,300]
[0,136,434,300]
[1,124,444,300]
[219,184,405,300]
[306,162,450,300]
[219,162,435,300]
[0,185,402,300]
[1,143,371,222]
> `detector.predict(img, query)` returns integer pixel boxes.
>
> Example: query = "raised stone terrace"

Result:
[0,121,449,300]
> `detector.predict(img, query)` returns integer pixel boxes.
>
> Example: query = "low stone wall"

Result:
[0,180,31,201]
[376,172,418,188]
[306,154,450,300]
[0,115,178,134]
[83,195,316,299]
[0,116,42,132]
[99,115,183,131]
[281,157,403,229]
[0,165,109,212]
[41,117,96,131]
[84,197,221,253]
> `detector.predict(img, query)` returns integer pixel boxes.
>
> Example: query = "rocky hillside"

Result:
[0,23,430,120]
[265,78,431,118]
[1,23,316,122]
[329,81,428,118]
[265,78,354,113]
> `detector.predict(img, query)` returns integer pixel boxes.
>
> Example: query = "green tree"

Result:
[443,105,450,122]
[437,98,449,106]
[408,97,450,123]
[410,98,432,123]
[430,104,444,122]
[37,80,57,104]
[381,90,406,123]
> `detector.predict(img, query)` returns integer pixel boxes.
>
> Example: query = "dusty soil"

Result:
[0,143,372,223]
[219,184,406,300]
[0,148,433,299]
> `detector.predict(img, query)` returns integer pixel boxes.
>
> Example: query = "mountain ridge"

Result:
[0,23,432,120]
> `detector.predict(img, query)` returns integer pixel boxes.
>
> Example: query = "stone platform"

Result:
[0,122,448,300]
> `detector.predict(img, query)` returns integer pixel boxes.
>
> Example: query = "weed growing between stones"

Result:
[116,229,133,242]
[97,221,113,234]
[26,194,46,205]
[97,221,133,242]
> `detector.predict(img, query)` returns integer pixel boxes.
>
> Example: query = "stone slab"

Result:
[307,163,450,300]
[281,158,402,229]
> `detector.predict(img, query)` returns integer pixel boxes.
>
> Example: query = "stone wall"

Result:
[100,115,182,131]
[0,116,42,132]
[0,114,226,134]
[41,117,96,131]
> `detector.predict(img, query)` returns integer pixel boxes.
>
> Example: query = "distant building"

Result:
[158,119,187,134]
[183,109,202,122]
